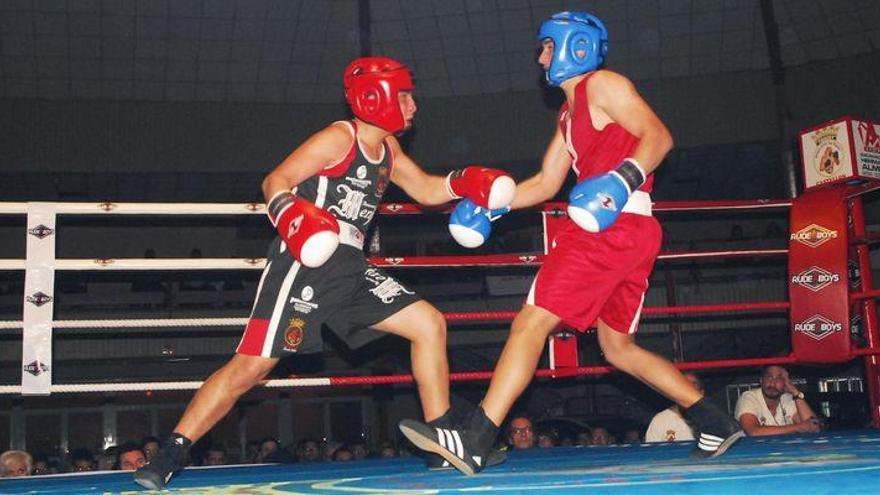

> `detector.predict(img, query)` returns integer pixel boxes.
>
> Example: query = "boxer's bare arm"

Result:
[589,70,673,173]
[510,128,570,210]
[387,137,455,206]
[261,124,353,202]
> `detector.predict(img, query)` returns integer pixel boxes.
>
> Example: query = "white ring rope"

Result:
[0,318,248,330]
[0,202,266,215]
[0,200,794,395]
[0,258,267,271]
[0,377,332,394]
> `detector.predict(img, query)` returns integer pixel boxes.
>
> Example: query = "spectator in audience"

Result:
[141,436,160,463]
[244,441,260,463]
[576,430,592,446]
[256,437,280,463]
[295,438,321,463]
[203,444,227,466]
[116,443,147,471]
[378,442,397,459]
[97,446,117,471]
[646,372,703,443]
[349,441,369,461]
[590,426,611,446]
[333,447,353,461]
[536,427,558,449]
[397,444,414,458]
[69,448,95,472]
[1,450,33,477]
[321,440,342,462]
[622,428,642,444]
[507,415,536,450]
[735,365,821,436]
[31,453,50,476]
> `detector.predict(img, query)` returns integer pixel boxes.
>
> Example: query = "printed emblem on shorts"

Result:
[364,268,414,304]
[290,286,318,314]
[301,286,314,301]
[283,318,306,352]
[597,193,617,211]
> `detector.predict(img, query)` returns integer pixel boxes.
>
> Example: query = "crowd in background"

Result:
[0,365,853,478]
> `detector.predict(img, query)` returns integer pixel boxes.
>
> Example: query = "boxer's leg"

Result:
[596,320,701,407]
[481,305,561,425]
[134,354,278,489]
[597,320,743,458]
[372,300,449,421]
[174,353,279,441]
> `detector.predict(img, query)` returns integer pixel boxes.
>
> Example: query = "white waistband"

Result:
[622,191,652,216]
[337,220,365,250]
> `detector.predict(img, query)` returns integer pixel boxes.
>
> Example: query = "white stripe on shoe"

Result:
[698,433,724,451]
[451,430,464,460]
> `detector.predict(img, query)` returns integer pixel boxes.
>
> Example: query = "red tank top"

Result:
[558,74,653,193]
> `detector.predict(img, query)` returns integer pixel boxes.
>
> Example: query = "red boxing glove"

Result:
[267,191,340,268]
[445,166,515,210]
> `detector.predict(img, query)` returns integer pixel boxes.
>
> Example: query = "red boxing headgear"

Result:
[343,57,414,133]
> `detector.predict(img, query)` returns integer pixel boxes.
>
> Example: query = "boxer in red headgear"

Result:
[134,57,513,490]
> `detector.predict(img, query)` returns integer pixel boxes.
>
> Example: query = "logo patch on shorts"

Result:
[301,286,314,301]
[283,318,306,352]
[290,286,319,314]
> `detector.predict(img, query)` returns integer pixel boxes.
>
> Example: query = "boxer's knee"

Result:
[597,324,639,369]
[510,306,558,340]
[417,306,447,346]
[218,354,276,391]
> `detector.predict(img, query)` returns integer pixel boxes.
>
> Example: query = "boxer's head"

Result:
[343,57,415,133]
[537,11,608,86]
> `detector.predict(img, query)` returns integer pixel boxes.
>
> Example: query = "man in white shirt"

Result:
[734,365,821,436]
[645,373,702,443]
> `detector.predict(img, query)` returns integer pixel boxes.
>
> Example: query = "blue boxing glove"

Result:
[567,158,646,232]
[449,198,510,248]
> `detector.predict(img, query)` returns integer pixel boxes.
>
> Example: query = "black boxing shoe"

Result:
[133,433,190,490]
[424,409,456,470]
[400,406,500,476]
[684,397,745,459]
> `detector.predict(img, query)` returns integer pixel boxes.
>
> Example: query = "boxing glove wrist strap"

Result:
[267,190,296,226]
[445,169,464,200]
[613,158,646,194]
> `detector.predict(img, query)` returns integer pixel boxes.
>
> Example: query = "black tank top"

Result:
[292,121,393,245]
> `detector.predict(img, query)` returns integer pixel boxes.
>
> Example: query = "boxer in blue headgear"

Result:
[537,11,608,86]
[399,10,745,476]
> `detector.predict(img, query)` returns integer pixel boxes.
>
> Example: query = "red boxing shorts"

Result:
[528,213,662,333]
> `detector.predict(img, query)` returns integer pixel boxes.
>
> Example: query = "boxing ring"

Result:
[1,431,879,493]
[2,188,880,493]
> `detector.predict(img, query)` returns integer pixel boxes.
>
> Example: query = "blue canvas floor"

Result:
[3,430,879,494]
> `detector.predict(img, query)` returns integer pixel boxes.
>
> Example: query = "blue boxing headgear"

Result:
[537,11,608,87]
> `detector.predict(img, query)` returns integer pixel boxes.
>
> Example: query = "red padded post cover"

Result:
[789,187,853,363]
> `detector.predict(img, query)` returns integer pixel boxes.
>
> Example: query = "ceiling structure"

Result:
[0,0,877,103]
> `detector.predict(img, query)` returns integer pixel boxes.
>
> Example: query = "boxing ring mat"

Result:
[2,430,879,494]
